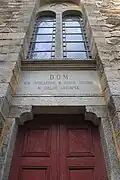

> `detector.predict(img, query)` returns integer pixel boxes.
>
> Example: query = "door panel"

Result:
[20,167,49,180]
[9,115,108,180]
[59,122,108,180]
[69,168,95,180]
[23,127,51,156]
[9,121,57,180]
[66,126,94,156]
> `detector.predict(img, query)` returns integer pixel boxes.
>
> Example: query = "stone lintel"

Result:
[9,104,108,126]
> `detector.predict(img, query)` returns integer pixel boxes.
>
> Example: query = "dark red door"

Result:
[59,122,107,180]
[9,115,108,180]
[9,118,58,180]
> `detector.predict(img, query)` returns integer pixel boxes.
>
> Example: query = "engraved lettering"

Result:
[44,86,57,90]
[61,86,79,90]
[38,86,41,90]
[50,75,54,80]
[34,81,55,85]
[49,74,69,80]
[63,74,68,80]
[64,81,75,85]
[20,72,98,96]
[57,75,61,80]
[24,81,30,85]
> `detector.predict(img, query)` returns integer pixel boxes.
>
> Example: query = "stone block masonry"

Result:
[83,0,120,162]
[0,0,37,179]
[0,0,120,180]
[0,0,37,119]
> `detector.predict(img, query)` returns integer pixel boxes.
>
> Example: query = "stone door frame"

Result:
[0,105,119,180]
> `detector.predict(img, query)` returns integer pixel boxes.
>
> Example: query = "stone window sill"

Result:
[21,59,96,71]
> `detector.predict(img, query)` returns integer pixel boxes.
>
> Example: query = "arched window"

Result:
[28,9,91,60]
[28,13,56,59]
[62,14,90,59]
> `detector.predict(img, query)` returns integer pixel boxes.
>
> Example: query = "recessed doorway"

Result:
[9,114,108,180]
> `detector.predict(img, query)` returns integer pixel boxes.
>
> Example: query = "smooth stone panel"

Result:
[12,96,105,106]
[16,71,103,96]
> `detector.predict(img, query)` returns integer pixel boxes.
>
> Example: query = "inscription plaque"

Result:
[16,71,102,96]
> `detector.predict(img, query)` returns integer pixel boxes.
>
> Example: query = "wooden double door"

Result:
[9,115,108,180]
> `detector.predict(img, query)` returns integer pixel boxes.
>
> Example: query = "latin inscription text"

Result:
[23,73,93,91]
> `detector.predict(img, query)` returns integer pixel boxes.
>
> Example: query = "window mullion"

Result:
[55,13,63,59]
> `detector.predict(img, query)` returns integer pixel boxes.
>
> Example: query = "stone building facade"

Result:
[0,0,120,180]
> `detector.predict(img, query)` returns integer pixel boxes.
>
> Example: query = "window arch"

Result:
[28,11,56,59]
[28,9,91,60]
[62,11,90,59]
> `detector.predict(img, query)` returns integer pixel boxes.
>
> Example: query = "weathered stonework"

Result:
[0,1,37,179]
[0,0,36,119]
[83,0,120,162]
[0,0,120,180]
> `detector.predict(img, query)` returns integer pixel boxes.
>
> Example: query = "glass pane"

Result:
[66,35,83,41]
[37,21,54,27]
[65,27,82,33]
[64,21,80,27]
[52,46,55,51]
[52,51,55,57]
[66,43,85,51]
[33,43,52,51]
[37,17,54,22]
[63,51,67,56]
[32,52,52,59]
[63,46,66,51]
[37,28,53,34]
[64,16,80,21]
[35,35,52,42]
[66,52,88,59]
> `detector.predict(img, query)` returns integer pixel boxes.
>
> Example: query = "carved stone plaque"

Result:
[16,71,102,96]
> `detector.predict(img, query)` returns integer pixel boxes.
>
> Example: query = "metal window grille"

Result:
[28,16,56,59]
[62,15,91,59]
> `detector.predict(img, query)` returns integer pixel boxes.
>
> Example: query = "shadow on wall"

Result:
[40,0,80,6]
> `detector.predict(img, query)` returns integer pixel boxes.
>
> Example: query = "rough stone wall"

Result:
[0,0,120,179]
[0,0,36,119]
[83,0,120,160]
[0,0,37,179]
